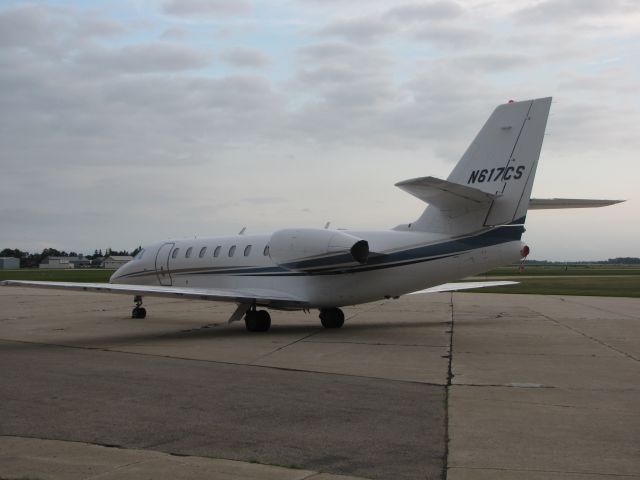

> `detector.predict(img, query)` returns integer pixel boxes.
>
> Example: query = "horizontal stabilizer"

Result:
[529,198,624,209]
[395,176,499,210]
[410,281,518,294]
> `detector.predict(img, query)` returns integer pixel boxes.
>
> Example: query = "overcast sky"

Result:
[1,0,638,260]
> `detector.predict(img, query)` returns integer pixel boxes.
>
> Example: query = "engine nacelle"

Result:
[269,228,369,272]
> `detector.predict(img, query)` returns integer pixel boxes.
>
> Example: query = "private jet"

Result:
[2,97,622,331]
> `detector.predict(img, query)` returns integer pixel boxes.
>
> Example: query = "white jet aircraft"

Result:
[2,97,622,331]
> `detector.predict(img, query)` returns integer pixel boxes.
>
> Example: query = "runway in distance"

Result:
[2,97,623,331]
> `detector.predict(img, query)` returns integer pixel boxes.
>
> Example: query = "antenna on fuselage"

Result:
[324,222,330,229]
[239,227,246,235]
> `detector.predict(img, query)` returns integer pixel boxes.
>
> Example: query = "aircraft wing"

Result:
[410,281,518,294]
[0,280,308,309]
[529,198,624,209]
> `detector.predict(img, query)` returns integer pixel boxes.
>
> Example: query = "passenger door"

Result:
[155,242,174,286]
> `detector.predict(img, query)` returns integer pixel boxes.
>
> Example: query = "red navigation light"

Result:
[508,99,515,103]
[520,245,530,258]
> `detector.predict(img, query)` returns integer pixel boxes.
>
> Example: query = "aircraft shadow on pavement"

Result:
[7,317,465,349]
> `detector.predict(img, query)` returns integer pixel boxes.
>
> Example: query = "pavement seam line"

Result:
[1,435,353,480]
[442,292,454,480]
[84,458,152,480]
[557,296,639,320]
[0,338,445,386]
[247,328,323,364]
[533,309,639,363]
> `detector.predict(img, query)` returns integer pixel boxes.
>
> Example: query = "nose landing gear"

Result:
[131,295,147,319]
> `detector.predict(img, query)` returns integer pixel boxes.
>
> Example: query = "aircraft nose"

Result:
[109,265,126,284]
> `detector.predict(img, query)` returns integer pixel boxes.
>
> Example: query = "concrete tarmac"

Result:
[0,288,638,480]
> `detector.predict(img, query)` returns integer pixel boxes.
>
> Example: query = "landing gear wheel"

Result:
[319,308,344,329]
[131,295,146,319]
[245,309,271,332]
[131,306,147,319]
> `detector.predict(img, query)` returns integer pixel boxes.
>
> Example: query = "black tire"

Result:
[245,310,271,332]
[245,311,259,332]
[138,307,147,319]
[256,310,271,332]
[319,308,345,328]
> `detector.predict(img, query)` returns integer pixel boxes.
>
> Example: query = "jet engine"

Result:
[268,228,369,272]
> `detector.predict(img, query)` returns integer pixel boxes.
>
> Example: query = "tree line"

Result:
[525,258,640,265]
[0,247,142,268]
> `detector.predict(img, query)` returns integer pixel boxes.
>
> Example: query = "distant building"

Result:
[0,257,20,269]
[69,255,91,268]
[102,256,133,269]
[39,257,74,269]
[91,256,105,267]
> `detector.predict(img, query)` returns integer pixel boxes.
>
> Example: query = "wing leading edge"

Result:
[410,281,518,294]
[0,280,309,310]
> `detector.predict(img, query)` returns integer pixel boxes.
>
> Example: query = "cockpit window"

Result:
[172,248,179,259]
[134,249,145,260]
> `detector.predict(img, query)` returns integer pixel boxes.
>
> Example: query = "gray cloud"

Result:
[220,48,271,68]
[0,4,125,50]
[1,2,638,258]
[0,4,68,48]
[444,53,531,72]
[75,43,211,74]
[413,24,488,49]
[318,17,397,43]
[385,1,465,22]
[514,0,638,24]
[163,0,252,17]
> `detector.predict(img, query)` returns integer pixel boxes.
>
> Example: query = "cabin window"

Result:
[244,245,252,256]
[199,247,207,258]
[213,246,221,258]
[185,247,193,258]
[172,248,180,259]
[229,245,236,257]
[263,245,270,256]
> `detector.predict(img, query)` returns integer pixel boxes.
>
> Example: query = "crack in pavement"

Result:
[557,297,639,320]
[532,309,639,363]
[443,292,455,480]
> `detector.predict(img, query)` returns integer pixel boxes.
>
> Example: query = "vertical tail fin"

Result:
[401,97,552,234]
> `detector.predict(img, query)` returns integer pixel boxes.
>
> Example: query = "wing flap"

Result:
[410,281,518,294]
[0,280,308,309]
[529,198,624,209]
[395,176,500,210]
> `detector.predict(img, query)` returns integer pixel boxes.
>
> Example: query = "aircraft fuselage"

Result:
[111,227,524,309]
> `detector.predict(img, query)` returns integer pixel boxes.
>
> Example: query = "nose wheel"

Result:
[131,295,147,319]
[319,307,344,328]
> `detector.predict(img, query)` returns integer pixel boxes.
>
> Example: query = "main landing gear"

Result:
[245,307,271,332]
[131,295,146,319]
[319,307,344,329]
